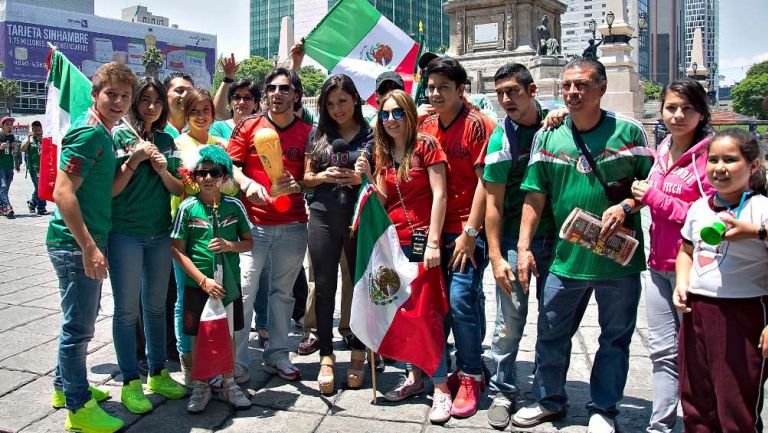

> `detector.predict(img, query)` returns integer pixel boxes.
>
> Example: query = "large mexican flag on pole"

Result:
[350,179,448,376]
[39,50,92,201]
[303,0,419,107]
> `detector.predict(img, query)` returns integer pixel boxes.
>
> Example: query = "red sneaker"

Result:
[450,374,481,418]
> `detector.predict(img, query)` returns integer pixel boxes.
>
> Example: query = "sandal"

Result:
[347,350,366,389]
[318,354,335,395]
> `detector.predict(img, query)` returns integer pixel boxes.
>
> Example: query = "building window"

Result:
[585,13,592,17]
[585,5,592,9]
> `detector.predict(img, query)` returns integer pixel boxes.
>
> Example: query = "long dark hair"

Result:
[661,79,711,142]
[130,77,169,139]
[710,128,766,195]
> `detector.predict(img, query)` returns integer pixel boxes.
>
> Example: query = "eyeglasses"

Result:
[266,84,292,94]
[379,107,406,122]
[193,168,224,178]
[232,95,254,102]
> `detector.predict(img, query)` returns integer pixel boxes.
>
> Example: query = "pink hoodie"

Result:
[642,133,715,272]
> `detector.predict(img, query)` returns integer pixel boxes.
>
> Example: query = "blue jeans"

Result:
[29,169,46,210]
[0,168,13,208]
[432,233,488,380]
[49,247,105,411]
[533,272,641,418]
[108,232,172,381]
[489,234,554,397]
[236,222,307,369]
[173,261,191,355]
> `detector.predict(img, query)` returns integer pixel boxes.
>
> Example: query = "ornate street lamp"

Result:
[606,11,615,35]
[691,61,698,75]
[589,18,597,39]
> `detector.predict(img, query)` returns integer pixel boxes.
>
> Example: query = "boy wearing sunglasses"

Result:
[171,145,253,413]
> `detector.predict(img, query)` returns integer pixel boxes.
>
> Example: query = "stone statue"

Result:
[582,39,603,60]
[536,16,560,56]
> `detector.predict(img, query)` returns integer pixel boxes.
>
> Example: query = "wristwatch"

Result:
[621,202,632,215]
[463,225,479,238]
[758,224,766,240]
[223,76,235,84]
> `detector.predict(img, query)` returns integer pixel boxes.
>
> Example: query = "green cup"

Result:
[700,220,727,245]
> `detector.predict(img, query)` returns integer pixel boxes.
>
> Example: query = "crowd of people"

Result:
[32,44,768,433]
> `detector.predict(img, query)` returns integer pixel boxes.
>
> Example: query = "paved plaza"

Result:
[0,173,741,433]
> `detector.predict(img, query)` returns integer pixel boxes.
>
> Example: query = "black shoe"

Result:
[6,210,14,219]
[37,209,48,215]
[27,201,34,213]
[297,335,319,355]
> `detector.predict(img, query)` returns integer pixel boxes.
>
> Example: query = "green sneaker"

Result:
[64,398,124,433]
[120,379,152,414]
[52,386,110,409]
[147,369,187,399]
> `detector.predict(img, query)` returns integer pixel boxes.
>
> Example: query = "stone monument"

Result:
[277,16,294,66]
[444,0,567,95]
[686,28,709,86]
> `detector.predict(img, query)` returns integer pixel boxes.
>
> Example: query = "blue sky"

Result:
[95,0,767,84]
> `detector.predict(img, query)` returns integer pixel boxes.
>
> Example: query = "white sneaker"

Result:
[588,413,615,433]
[429,392,452,424]
[217,380,251,410]
[510,402,564,427]
[263,358,301,381]
[186,382,211,414]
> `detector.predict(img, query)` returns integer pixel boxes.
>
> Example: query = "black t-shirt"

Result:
[307,126,374,213]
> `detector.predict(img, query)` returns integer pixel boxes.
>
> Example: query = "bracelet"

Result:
[426,243,439,249]
[223,76,235,84]
[199,277,206,289]
[240,178,253,192]
[295,182,305,194]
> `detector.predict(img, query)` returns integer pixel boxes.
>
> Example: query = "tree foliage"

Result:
[642,80,663,101]
[731,74,768,120]
[746,60,768,78]
[298,66,326,97]
[141,47,165,79]
[211,55,275,92]
[0,79,19,115]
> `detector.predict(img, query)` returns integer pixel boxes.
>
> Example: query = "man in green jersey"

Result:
[20,120,47,214]
[46,62,136,433]
[511,58,653,432]
[163,72,194,138]
[483,63,557,429]
[0,116,18,218]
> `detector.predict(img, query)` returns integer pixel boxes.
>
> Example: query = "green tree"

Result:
[731,74,768,120]
[0,78,19,115]
[642,80,663,101]
[746,60,768,78]
[211,55,275,91]
[141,47,164,79]
[298,66,326,97]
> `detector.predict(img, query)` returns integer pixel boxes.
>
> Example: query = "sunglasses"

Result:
[379,107,406,122]
[193,168,225,178]
[265,84,292,94]
[232,95,254,102]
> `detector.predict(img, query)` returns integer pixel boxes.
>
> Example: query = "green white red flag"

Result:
[40,50,92,201]
[303,0,419,106]
[350,179,448,376]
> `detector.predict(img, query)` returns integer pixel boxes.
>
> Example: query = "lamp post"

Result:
[589,19,597,40]
[595,11,646,44]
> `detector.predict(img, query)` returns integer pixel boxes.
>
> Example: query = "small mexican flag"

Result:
[40,50,92,201]
[303,0,419,107]
[350,179,448,376]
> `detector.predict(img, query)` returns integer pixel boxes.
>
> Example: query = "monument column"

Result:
[515,1,536,53]
[598,0,643,119]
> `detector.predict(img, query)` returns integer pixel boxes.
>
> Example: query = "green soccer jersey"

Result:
[47,110,117,248]
[483,107,556,237]
[0,133,16,170]
[26,137,41,173]
[521,110,653,279]
[111,127,181,237]
[164,123,182,139]
[209,119,235,141]
[171,195,251,292]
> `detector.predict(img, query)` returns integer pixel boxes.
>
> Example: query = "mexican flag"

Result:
[40,50,92,201]
[350,180,448,376]
[303,0,419,107]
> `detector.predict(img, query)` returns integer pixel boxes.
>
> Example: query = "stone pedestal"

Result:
[599,41,644,119]
[529,56,567,101]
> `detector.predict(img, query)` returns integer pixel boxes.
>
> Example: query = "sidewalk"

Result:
[0,173,672,433]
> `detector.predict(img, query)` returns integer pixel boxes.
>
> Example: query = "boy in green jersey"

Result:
[46,61,136,433]
[20,121,47,214]
[0,116,18,218]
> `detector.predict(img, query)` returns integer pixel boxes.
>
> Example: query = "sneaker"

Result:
[450,374,482,418]
[37,209,48,216]
[52,385,110,409]
[27,200,34,213]
[263,358,301,381]
[64,398,124,433]
[297,335,319,355]
[487,394,514,429]
[429,392,453,424]
[588,413,616,433]
[6,209,14,219]
[120,379,152,414]
[217,379,251,410]
[383,376,424,402]
[511,402,565,427]
[147,369,187,399]
[186,382,212,414]
[234,364,250,384]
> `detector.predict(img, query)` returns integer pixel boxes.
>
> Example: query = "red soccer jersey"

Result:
[228,114,312,225]
[419,104,495,234]
[382,135,447,246]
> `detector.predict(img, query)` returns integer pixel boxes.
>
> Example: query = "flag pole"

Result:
[369,348,377,404]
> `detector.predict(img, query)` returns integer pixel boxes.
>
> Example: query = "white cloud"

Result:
[720,52,768,83]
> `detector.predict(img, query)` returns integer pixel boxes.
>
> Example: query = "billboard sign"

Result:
[0,2,217,87]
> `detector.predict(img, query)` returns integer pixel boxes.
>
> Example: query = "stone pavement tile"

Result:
[0,329,56,363]
[85,343,120,385]
[18,312,62,338]
[0,267,46,284]
[332,385,429,423]
[315,415,422,433]
[93,315,115,343]
[20,293,60,310]
[0,305,58,332]
[0,375,56,433]
[126,394,231,433]
[0,368,37,396]
[217,406,322,432]
[0,339,59,374]
[97,294,115,317]
[251,373,335,415]
[565,353,592,383]
[0,284,57,305]
[7,272,59,288]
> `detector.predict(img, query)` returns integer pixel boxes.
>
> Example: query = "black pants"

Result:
[308,208,364,356]
[292,268,308,323]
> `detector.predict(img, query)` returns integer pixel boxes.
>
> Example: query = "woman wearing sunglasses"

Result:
[210,79,261,141]
[356,89,449,421]
[302,74,374,394]
[108,77,187,413]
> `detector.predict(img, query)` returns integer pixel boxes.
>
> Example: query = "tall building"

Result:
[253,0,449,61]
[683,0,718,90]
[648,0,684,84]
[1,0,94,14]
[121,5,170,27]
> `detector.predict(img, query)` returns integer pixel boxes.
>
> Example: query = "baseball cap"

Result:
[0,116,15,126]
[418,51,439,70]
[375,71,404,95]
